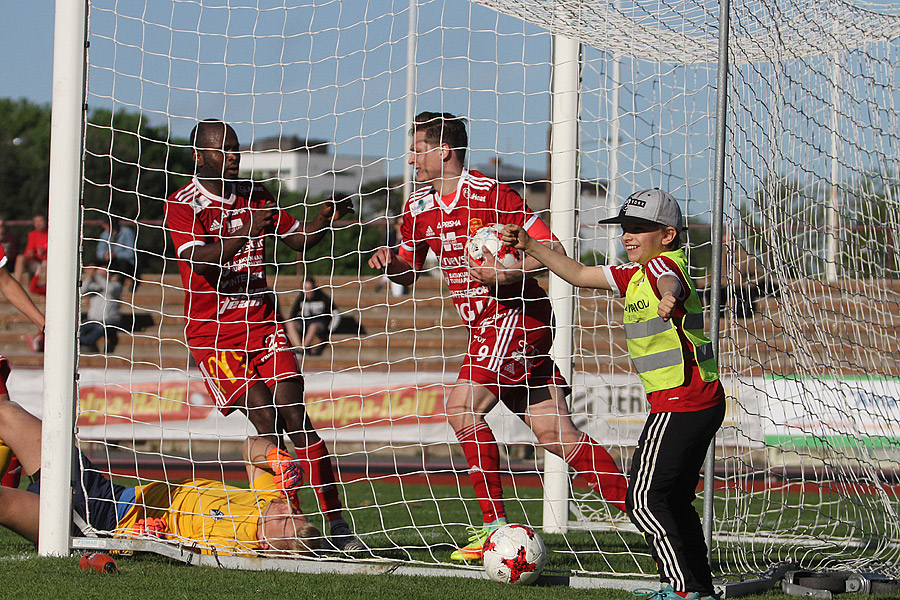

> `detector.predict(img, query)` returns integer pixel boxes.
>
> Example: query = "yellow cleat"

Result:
[450,525,500,563]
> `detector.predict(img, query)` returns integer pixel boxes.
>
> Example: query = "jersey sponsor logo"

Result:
[226,217,244,234]
[425,226,435,237]
[440,231,464,252]
[438,219,461,228]
[449,285,489,298]
[410,193,435,216]
[209,219,223,232]
[462,186,486,203]
[440,255,467,267]
[209,509,225,521]
[447,271,470,285]
[218,295,266,313]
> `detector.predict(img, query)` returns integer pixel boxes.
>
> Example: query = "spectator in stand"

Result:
[286,276,341,356]
[79,260,123,354]
[96,216,138,287]
[14,214,48,295]
[0,217,20,274]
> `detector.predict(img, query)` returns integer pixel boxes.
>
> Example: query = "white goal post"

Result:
[35,0,900,584]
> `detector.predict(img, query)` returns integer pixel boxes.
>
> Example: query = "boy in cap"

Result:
[501,188,724,600]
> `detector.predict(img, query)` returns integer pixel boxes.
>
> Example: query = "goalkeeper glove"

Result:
[133,516,168,538]
[267,447,303,511]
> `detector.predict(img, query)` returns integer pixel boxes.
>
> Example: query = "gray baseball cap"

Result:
[598,188,685,230]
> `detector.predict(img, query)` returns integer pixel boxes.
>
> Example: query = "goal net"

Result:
[33,0,900,583]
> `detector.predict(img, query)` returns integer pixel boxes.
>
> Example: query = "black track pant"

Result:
[625,402,725,595]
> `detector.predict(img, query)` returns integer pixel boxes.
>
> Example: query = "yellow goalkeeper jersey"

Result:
[117,473,282,555]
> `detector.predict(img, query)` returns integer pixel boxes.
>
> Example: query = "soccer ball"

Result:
[466,224,521,267]
[482,524,546,585]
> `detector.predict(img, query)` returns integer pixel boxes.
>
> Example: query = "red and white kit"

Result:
[398,169,568,401]
[165,178,301,411]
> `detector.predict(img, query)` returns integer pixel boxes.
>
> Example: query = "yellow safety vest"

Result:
[623,249,718,392]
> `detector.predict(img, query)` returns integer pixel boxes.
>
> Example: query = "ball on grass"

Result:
[482,524,546,585]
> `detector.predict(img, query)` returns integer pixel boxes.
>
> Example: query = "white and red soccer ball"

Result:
[482,524,547,585]
[466,224,522,267]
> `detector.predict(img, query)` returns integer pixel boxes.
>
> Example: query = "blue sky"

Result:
[1,1,55,104]
[1,0,563,180]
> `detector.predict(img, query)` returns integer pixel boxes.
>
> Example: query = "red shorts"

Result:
[190,327,301,415]
[459,301,569,407]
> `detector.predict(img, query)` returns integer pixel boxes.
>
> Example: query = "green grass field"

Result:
[0,478,875,600]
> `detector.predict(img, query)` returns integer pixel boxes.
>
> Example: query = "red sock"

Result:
[455,422,505,523]
[294,440,343,521]
[566,433,628,513]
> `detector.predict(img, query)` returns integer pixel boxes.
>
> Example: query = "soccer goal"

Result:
[35,0,900,587]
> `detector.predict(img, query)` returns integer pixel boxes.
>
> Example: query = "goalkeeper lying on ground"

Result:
[0,400,323,555]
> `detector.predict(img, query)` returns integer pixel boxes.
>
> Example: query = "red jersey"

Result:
[398,170,555,326]
[25,229,48,261]
[604,257,723,413]
[0,245,8,271]
[165,178,299,346]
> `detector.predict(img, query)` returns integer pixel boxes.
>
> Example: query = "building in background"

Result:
[239,136,387,200]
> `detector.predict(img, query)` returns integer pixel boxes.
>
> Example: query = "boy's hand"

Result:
[500,224,533,251]
[658,292,678,321]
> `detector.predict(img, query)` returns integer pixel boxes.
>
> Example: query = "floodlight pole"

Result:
[705,0,733,559]
[543,33,580,534]
[40,0,88,556]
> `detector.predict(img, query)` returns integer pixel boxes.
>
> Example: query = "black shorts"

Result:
[27,452,128,533]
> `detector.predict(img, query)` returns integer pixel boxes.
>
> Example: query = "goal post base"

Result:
[70,536,657,590]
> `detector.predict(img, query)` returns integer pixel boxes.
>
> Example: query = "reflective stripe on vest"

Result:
[624,317,673,339]
[631,347,684,373]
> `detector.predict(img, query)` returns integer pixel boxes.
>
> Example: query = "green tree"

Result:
[82,109,193,272]
[0,99,52,219]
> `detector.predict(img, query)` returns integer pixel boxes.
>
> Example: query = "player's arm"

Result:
[179,202,277,279]
[367,247,418,287]
[0,268,44,330]
[501,224,613,290]
[243,437,303,507]
[281,197,355,253]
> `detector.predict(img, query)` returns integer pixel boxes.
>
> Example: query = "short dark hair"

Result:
[190,119,230,150]
[412,112,468,163]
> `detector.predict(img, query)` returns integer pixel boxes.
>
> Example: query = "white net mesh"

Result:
[53,0,900,582]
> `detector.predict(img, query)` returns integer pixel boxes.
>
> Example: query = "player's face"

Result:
[195,127,241,181]
[620,223,675,265]
[409,131,447,183]
[259,500,310,551]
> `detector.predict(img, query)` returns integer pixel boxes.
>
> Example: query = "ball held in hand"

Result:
[466,224,522,267]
